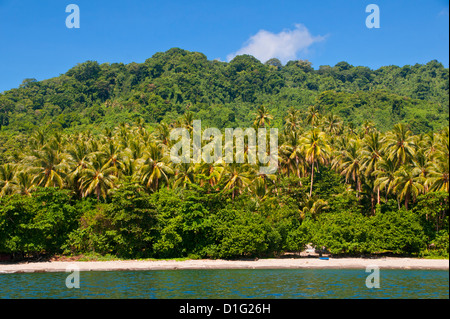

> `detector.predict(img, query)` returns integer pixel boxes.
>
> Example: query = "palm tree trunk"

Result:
[377,187,380,205]
[309,161,314,197]
[405,192,410,210]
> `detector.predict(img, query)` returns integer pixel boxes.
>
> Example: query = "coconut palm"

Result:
[322,113,343,136]
[222,162,252,200]
[28,146,68,189]
[306,105,320,128]
[383,123,416,166]
[300,196,329,220]
[332,139,363,195]
[173,162,196,189]
[138,143,174,192]
[392,165,425,210]
[302,129,331,197]
[284,108,302,133]
[15,170,35,196]
[0,163,17,197]
[253,105,273,128]
[196,161,224,188]
[79,154,117,201]
[360,131,383,202]
[373,158,397,202]
[102,140,125,176]
[280,130,305,179]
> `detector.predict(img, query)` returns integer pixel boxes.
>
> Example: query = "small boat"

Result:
[319,257,329,260]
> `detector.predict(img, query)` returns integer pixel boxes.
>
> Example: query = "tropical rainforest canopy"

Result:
[0,48,448,259]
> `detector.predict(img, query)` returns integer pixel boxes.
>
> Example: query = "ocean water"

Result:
[0,269,448,299]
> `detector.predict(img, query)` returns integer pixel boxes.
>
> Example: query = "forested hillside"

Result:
[0,48,448,137]
[0,48,448,260]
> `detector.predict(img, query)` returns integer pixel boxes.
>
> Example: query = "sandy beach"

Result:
[0,257,448,273]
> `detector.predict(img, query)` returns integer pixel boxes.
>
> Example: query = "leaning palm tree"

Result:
[427,159,449,193]
[301,129,331,197]
[392,165,425,210]
[79,154,117,201]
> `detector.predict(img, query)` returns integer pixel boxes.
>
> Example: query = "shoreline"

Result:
[0,257,448,273]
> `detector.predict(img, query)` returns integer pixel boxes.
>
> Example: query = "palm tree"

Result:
[66,141,91,196]
[383,123,416,166]
[300,197,329,220]
[253,105,273,128]
[28,146,68,188]
[182,112,194,131]
[360,131,383,203]
[322,113,343,136]
[15,170,35,196]
[280,130,305,180]
[173,162,196,189]
[412,147,434,192]
[306,105,320,128]
[392,165,425,210]
[373,158,397,202]
[0,163,17,197]
[424,127,448,192]
[427,160,449,192]
[302,129,331,197]
[251,171,277,199]
[154,122,172,147]
[222,162,252,200]
[102,140,125,176]
[79,154,117,201]
[196,161,224,188]
[361,120,376,136]
[332,139,363,195]
[137,143,174,192]
[284,108,302,133]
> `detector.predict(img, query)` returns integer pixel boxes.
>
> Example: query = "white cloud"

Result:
[227,24,325,64]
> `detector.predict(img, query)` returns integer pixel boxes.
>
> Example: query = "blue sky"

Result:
[0,0,448,93]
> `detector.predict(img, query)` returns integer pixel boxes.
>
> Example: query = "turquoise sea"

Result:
[0,269,448,299]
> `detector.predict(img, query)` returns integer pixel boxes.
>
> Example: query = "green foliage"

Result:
[0,188,78,255]
[0,49,448,260]
[0,49,447,143]
[308,208,427,255]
